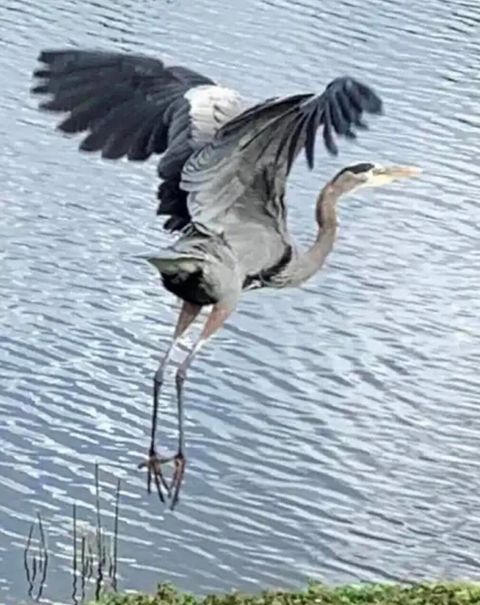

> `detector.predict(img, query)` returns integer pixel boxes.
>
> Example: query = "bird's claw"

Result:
[138,450,186,510]
[170,453,186,510]
[138,449,172,503]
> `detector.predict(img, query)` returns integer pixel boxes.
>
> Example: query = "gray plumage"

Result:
[31,49,383,308]
[32,50,247,230]
[32,49,422,508]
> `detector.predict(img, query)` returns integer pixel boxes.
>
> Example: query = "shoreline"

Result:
[93,581,480,604]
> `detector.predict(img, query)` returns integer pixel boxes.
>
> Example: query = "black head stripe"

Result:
[334,162,375,181]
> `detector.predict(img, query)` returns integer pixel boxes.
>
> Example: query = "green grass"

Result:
[93,582,480,605]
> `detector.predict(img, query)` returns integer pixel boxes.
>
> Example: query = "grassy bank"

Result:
[94,582,480,605]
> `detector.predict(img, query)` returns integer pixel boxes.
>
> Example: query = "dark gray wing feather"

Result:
[183,77,382,224]
[181,77,382,278]
[32,51,213,161]
[31,49,246,229]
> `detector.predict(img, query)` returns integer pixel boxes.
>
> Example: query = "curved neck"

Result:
[282,183,340,287]
[316,183,339,231]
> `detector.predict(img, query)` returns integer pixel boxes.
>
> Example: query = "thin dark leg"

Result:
[169,303,234,510]
[144,364,169,500]
[139,301,201,502]
[170,368,187,510]
[176,370,186,457]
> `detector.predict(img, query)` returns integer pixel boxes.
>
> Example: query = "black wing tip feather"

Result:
[38,49,64,62]
[36,49,56,65]
[328,76,383,114]
[305,75,384,165]
[240,76,384,174]
[226,75,383,177]
[30,47,215,167]
[35,48,92,72]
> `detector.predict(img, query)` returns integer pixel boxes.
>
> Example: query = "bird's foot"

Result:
[138,448,172,504]
[138,449,186,510]
[169,452,186,510]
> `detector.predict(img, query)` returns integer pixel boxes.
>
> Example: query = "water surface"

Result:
[1,0,480,603]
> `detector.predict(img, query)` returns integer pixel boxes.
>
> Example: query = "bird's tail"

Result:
[138,250,205,275]
[139,223,224,275]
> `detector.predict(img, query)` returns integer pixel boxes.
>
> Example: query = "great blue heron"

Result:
[32,49,419,509]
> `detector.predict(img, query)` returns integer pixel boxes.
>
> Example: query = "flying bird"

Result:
[31,49,419,509]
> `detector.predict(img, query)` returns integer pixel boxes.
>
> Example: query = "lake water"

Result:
[1,0,480,603]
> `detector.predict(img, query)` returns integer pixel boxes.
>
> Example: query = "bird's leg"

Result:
[170,303,234,509]
[139,301,201,502]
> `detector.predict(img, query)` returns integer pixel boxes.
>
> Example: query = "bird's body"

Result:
[32,48,419,508]
[155,223,244,306]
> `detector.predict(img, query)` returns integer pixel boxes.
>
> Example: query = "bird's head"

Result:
[329,162,422,196]
[316,161,421,228]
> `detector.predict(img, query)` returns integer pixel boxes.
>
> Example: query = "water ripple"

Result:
[1,0,480,602]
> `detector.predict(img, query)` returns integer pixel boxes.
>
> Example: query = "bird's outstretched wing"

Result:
[183,78,382,226]
[180,78,382,279]
[31,49,247,229]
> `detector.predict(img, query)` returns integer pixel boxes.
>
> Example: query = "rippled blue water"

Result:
[1,0,480,603]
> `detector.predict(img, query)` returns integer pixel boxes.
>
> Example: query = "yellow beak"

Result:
[375,165,422,179]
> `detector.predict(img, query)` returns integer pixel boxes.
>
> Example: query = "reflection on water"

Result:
[1,0,480,603]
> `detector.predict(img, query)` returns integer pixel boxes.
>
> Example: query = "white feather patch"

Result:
[184,85,245,144]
